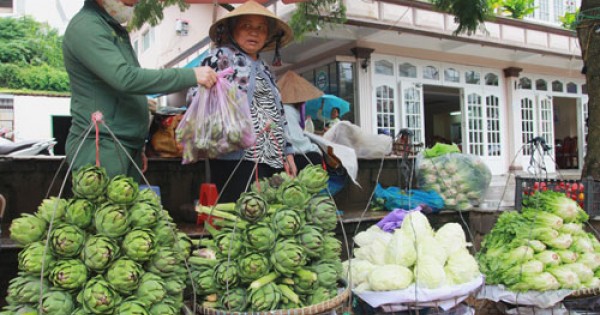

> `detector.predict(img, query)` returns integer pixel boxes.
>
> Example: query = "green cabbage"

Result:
[510,272,560,292]
[502,260,544,285]
[571,236,594,253]
[563,263,594,283]
[522,208,563,230]
[535,251,561,267]
[556,250,578,264]
[560,223,585,236]
[544,233,573,250]
[583,277,600,289]
[501,246,534,264]
[547,265,581,289]
[578,252,600,270]
[525,240,547,253]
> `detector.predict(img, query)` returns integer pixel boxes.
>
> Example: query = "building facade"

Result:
[131,0,585,176]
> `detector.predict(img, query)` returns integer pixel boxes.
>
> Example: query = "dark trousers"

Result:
[294,151,323,172]
[209,159,283,203]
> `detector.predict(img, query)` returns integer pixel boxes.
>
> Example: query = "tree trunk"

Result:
[578,0,600,179]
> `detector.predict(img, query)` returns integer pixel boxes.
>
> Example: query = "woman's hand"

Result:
[285,154,297,177]
[194,66,218,88]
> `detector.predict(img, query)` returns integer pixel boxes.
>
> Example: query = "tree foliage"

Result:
[130,0,188,30]
[0,16,69,92]
[288,0,347,41]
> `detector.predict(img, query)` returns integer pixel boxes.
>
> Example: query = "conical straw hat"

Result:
[209,0,293,52]
[277,71,324,104]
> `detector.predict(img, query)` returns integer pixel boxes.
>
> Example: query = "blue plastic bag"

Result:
[373,183,444,212]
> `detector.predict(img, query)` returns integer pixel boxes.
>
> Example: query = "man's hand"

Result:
[194,66,218,88]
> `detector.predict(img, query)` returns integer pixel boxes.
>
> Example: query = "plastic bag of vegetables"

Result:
[176,67,255,163]
[416,148,491,211]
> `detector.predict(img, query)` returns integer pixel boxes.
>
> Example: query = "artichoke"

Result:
[321,234,342,260]
[193,268,218,295]
[95,203,130,238]
[78,276,122,314]
[9,214,47,246]
[106,258,144,294]
[219,287,247,311]
[306,195,338,231]
[214,229,244,259]
[214,260,240,288]
[276,180,310,208]
[72,165,109,199]
[152,221,177,247]
[297,164,329,193]
[145,247,180,276]
[238,253,271,283]
[18,241,55,276]
[135,272,167,307]
[174,232,193,260]
[269,172,291,190]
[236,192,267,222]
[116,299,149,315]
[6,273,49,304]
[36,197,68,223]
[81,235,120,272]
[296,225,325,258]
[270,239,307,277]
[251,178,277,203]
[107,175,139,205]
[41,289,74,315]
[292,268,319,295]
[163,276,186,295]
[1,304,39,315]
[244,223,277,252]
[122,229,156,262]
[64,198,94,229]
[272,209,303,236]
[49,258,88,290]
[49,224,86,257]
[128,202,160,229]
[309,260,342,288]
[305,286,336,305]
[248,282,281,311]
[149,300,178,315]
[137,188,162,208]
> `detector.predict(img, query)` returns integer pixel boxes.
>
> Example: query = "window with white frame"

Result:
[521,98,535,155]
[553,0,566,23]
[399,63,417,78]
[567,82,578,93]
[485,73,499,86]
[133,39,139,57]
[486,95,501,156]
[552,80,563,92]
[404,87,422,143]
[539,97,553,146]
[444,68,460,83]
[536,79,548,91]
[465,71,480,84]
[467,93,484,155]
[537,0,550,21]
[423,66,439,80]
[520,77,532,90]
[0,97,14,134]
[375,86,396,136]
[375,60,394,76]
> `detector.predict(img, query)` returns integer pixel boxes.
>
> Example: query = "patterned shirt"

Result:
[195,45,289,168]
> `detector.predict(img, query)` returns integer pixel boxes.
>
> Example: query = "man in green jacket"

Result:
[63,0,217,180]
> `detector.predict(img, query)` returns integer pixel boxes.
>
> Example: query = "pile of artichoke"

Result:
[3,165,194,315]
[193,165,344,312]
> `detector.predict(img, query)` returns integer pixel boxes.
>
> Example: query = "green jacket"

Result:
[63,0,197,150]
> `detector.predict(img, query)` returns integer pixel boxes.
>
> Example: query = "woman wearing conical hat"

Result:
[192,1,296,202]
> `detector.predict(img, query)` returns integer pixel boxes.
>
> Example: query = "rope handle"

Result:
[91,111,104,167]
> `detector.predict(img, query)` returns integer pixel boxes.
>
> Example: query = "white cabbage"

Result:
[367,264,413,291]
[414,255,446,289]
[435,223,468,256]
[384,229,416,267]
[444,249,481,285]
[416,235,447,266]
[354,225,391,248]
[401,211,434,241]
[342,259,377,286]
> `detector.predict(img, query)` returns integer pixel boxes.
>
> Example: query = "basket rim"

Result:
[198,286,350,315]
[566,287,600,299]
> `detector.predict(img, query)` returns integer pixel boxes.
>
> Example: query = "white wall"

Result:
[13,96,70,140]
[15,0,83,34]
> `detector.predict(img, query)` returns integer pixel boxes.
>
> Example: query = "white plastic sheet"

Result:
[476,285,574,309]
[354,276,484,311]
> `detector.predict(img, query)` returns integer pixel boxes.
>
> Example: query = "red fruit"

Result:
[571,183,579,192]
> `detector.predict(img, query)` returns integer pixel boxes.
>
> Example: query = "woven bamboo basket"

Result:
[197,286,350,315]
[566,287,600,299]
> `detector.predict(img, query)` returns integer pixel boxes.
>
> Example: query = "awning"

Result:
[148,50,208,99]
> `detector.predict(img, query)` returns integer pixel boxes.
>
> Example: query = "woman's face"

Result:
[233,15,269,59]
[331,108,340,119]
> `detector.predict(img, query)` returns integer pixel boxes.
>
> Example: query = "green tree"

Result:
[0,16,68,92]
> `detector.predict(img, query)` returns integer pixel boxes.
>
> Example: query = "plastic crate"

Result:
[514,176,600,217]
